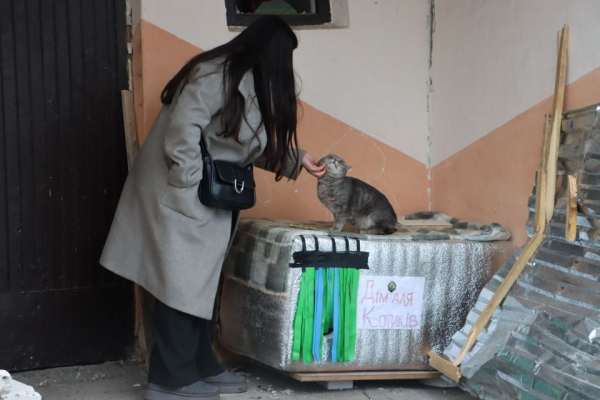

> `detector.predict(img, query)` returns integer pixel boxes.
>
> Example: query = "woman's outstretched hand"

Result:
[302,153,327,178]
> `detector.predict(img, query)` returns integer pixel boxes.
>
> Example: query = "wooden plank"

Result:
[399,220,453,228]
[566,175,578,242]
[12,0,37,292]
[430,120,549,378]
[92,0,111,286]
[133,283,148,362]
[429,26,570,382]
[452,231,544,366]
[55,0,78,289]
[545,25,569,222]
[428,351,461,383]
[67,0,87,288]
[121,89,145,358]
[0,0,11,294]
[113,0,129,91]
[121,90,139,167]
[105,0,130,285]
[534,116,552,233]
[79,0,97,288]
[100,0,117,285]
[431,105,553,381]
[2,0,24,293]
[289,370,442,382]
[121,89,146,362]
[28,0,51,291]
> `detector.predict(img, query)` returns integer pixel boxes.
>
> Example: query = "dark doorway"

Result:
[0,0,133,370]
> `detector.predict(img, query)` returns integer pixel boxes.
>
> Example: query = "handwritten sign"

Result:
[357,276,425,330]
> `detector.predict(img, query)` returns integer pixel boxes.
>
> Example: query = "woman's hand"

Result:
[302,153,327,178]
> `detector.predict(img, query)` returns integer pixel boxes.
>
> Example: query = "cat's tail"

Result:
[383,226,397,235]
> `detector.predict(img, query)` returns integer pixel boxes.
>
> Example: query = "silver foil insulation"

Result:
[218,219,512,372]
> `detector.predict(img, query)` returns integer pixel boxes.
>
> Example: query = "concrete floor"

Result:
[13,361,474,400]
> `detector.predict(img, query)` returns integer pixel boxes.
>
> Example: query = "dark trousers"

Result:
[147,299,225,387]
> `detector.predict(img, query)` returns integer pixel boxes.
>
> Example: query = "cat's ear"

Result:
[346,165,353,171]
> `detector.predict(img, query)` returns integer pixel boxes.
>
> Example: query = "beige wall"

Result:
[430,0,600,166]
[140,0,431,164]
[132,19,430,222]
[430,0,600,245]
[130,0,600,241]
[130,0,433,222]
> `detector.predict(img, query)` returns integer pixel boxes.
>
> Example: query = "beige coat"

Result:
[100,59,304,318]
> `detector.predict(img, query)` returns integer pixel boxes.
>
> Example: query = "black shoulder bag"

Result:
[199,137,256,211]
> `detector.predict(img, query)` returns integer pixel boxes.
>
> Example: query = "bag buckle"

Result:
[234,179,245,194]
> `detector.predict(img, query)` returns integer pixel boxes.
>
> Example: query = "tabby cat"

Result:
[317,155,398,235]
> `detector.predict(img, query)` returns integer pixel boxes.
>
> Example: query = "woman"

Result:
[100,16,325,400]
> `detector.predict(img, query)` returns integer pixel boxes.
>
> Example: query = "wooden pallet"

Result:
[288,370,442,382]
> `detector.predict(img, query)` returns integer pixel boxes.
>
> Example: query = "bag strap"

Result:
[200,135,254,170]
[199,135,210,158]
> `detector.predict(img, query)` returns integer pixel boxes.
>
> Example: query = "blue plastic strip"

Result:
[312,268,324,361]
[332,268,340,363]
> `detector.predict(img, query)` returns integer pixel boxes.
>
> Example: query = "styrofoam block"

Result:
[0,371,41,400]
[0,371,12,396]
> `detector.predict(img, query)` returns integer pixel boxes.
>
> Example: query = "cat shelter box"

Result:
[218,218,512,375]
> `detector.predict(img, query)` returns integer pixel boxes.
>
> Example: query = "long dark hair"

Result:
[161,16,299,181]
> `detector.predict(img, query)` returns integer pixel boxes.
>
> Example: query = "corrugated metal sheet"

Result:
[442,104,600,399]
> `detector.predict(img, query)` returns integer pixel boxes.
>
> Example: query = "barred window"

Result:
[225,0,332,27]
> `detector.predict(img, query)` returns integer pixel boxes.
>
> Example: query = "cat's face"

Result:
[319,154,352,177]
